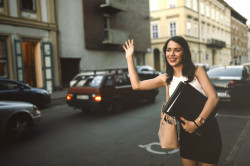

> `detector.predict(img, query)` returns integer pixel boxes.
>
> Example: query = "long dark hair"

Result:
[162,36,196,85]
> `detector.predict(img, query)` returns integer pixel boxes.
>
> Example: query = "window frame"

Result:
[151,24,159,39]
[169,21,177,37]
[0,38,9,79]
[187,21,191,36]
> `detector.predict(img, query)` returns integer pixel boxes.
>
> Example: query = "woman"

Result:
[123,36,222,166]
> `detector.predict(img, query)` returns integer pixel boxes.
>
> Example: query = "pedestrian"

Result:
[123,36,222,166]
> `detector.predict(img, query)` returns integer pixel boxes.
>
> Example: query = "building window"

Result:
[194,21,198,37]
[201,24,205,40]
[206,5,209,17]
[216,11,219,22]
[103,15,110,41]
[150,0,159,11]
[193,0,197,11]
[152,24,159,39]
[0,38,8,78]
[187,21,191,36]
[186,0,191,8]
[200,2,204,15]
[207,25,210,39]
[20,0,36,12]
[169,21,176,37]
[168,0,176,8]
[211,8,215,20]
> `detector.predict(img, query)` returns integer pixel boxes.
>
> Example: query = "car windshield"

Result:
[73,75,104,87]
[207,67,242,77]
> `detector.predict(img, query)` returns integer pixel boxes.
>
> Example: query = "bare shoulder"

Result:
[195,66,206,77]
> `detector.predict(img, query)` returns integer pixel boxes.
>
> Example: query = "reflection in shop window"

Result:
[20,0,36,11]
[0,39,8,78]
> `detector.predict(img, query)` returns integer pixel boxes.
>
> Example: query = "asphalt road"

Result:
[0,87,250,166]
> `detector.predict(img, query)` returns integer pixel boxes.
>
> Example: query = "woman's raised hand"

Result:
[123,39,134,60]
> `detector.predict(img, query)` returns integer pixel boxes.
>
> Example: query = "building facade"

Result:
[149,0,232,71]
[0,0,59,92]
[58,0,151,87]
[230,9,248,65]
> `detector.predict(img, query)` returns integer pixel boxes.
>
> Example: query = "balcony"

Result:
[206,38,226,48]
[102,29,129,45]
[100,0,126,13]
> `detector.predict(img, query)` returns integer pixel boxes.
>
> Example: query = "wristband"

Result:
[193,121,199,128]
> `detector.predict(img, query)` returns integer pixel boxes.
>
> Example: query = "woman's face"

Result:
[166,40,184,67]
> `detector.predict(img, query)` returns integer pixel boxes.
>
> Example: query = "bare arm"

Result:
[195,66,219,120]
[123,39,166,90]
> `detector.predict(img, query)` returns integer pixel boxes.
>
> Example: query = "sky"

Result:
[224,0,250,24]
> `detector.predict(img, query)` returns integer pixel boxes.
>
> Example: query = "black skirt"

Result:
[179,118,222,164]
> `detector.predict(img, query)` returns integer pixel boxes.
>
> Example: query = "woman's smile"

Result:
[166,40,183,67]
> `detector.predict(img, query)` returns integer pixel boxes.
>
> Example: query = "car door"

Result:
[114,74,134,102]
[0,80,23,102]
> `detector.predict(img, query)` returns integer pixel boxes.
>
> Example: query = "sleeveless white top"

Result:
[169,76,206,97]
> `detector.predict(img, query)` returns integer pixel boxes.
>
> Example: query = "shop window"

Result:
[20,0,36,12]
[0,39,8,78]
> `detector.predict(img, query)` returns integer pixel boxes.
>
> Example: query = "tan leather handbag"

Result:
[158,102,179,149]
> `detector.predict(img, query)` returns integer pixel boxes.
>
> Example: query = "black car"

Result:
[0,79,51,108]
[207,66,250,103]
[0,101,41,142]
[67,69,159,112]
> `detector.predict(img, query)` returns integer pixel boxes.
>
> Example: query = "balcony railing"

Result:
[102,29,129,45]
[100,0,126,12]
[206,38,226,48]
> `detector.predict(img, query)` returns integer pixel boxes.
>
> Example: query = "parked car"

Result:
[242,62,250,71]
[0,101,41,142]
[195,63,209,71]
[207,65,250,103]
[135,65,161,80]
[0,79,51,108]
[66,69,159,112]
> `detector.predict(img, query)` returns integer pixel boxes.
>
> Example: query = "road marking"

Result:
[138,142,179,155]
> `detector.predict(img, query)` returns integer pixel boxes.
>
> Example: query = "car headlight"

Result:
[33,105,41,115]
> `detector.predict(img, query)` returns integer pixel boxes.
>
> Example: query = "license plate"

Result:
[217,92,227,97]
[76,95,89,100]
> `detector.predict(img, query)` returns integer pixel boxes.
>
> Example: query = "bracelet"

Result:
[193,121,199,128]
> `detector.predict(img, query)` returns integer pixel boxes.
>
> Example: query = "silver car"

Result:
[0,101,41,142]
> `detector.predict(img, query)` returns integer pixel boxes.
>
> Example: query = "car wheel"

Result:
[5,114,32,142]
[110,100,122,113]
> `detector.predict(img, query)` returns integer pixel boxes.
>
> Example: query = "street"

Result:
[0,87,250,166]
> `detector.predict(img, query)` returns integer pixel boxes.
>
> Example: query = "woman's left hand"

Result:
[180,117,198,134]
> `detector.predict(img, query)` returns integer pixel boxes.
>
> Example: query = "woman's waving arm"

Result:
[123,39,167,90]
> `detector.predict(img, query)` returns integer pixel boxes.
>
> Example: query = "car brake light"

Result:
[229,81,243,86]
[67,94,72,100]
[93,95,102,102]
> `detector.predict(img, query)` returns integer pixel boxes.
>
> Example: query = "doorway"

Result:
[22,41,40,87]
[153,48,160,71]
